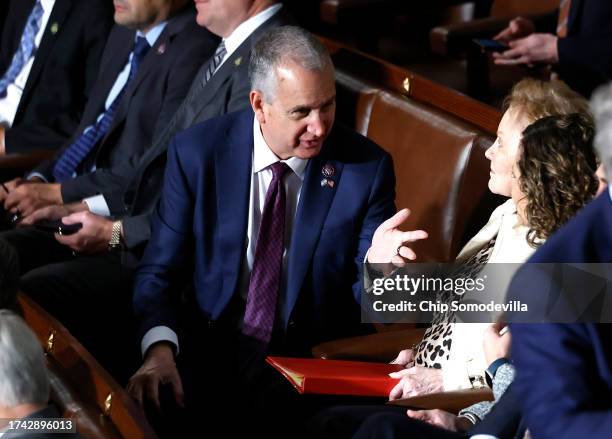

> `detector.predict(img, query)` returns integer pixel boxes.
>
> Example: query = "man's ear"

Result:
[250,90,266,124]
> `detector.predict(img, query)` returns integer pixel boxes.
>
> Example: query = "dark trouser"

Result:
[353,412,466,439]
[0,227,139,384]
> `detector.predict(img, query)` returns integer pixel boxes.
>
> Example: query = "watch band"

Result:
[108,220,123,250]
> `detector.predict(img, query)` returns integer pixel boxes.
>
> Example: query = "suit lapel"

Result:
[215,111,254,314]
[282,145,344,327]
[19,0,72,108]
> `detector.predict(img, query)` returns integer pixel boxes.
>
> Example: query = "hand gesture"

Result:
[368,209,428,266]
[493,33,559,66]
[390,348,415,368]
[54,211,114,254]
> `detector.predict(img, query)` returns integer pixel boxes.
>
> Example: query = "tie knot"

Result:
[133,37,150,59]
[270,161,290,181]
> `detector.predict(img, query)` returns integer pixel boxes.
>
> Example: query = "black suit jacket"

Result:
[538,0,612,97]
[109,7,294,253]
[0,0,113,154]
[32,6,218,204]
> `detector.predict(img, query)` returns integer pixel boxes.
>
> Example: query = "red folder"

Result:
[266,356,404,397]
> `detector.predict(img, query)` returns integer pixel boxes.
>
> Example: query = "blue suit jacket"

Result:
[134,109,396,347]
[509,193,612,439]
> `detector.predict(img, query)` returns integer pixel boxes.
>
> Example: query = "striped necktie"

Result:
[242,162,290,344]
[203,41,227,84]
[557,0,572,38]
[0,1,44,98]
[52,37,151,182]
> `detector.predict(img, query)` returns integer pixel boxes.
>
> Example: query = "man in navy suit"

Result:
[508,82,612,438]
[127,26,427,435]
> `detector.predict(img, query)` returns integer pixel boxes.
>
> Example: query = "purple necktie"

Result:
[242,161,290,343]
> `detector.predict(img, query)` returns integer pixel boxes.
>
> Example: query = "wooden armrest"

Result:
[430,12,553,56]
[312,328,426,362]
[0,149,54,173]
[387,388,494,414]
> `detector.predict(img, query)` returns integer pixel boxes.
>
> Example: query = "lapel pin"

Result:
[157,43,166,55]
[320,178,335,188]
[321,163,336,188]
[50,22,59,34]
[234,57,242,66]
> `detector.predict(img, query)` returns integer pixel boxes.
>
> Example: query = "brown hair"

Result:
[505,78,592,125]
[518,113,598,247]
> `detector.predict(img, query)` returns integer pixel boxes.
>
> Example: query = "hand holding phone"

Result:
[35,219,83,235]
[473,38,509,53]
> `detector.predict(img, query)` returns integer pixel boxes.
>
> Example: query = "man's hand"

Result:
[407,409,458,431]
[388,366,443,400]
[127,342,184,412]
[483,322,511,365]
[0,178,22,204]
[20,202,88,226]
[53,211,114,254]
[493,33,559,66]
[390,348,415,368]
[368,209,428,265]
[494,16,535,42]
[4,182,63,218]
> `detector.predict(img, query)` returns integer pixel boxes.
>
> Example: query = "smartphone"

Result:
[473,38,509,53]
[35,219,83,235]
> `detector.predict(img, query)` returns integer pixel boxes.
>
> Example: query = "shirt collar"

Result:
[252,116,308,180]
[40,0,56,14]
[223,4,283,55]
[137,20,167,47]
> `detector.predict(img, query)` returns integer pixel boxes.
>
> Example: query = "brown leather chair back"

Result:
[331,49,503,261]
[491,0,559,17]
[17,294,158,439]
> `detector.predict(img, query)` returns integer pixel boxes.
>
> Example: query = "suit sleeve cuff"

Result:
[83,195,111,217]
[141,326,179,358]
[27,172,49,182]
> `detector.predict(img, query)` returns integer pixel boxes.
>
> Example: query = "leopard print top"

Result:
[414,237,497,369]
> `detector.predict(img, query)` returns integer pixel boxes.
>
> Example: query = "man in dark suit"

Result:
[507,82,612,439]
[493,0,612,97]
[126,26,426,436]
[0,0,113,162]
[0,0,217,221]
[22,0,292,257]
[0,0,216,382]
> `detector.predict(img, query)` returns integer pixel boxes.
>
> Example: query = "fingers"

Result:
[389,369,411,379]
[147,373,161,412]
[388,379,405,401]
[20,206,57,225]
[61,211,86,225]
[127,377,145,412]
[170,372,185,408]
[380,208,411,232]
[407,409,427,421]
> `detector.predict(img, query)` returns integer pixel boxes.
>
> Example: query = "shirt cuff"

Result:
[27,172,48,182]
[83,195,111,217]
[141,326,179,358]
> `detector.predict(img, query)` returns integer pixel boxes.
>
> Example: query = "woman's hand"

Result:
[388,366,443,400]
[483,322,511,365]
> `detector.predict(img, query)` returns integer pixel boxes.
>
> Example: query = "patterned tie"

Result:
[243,162,290,343]
[556,0,572,38]
[0,1,44,98]
[203,41,226,84]
[52,37,150,182]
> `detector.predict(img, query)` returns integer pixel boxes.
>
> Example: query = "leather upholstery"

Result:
[335,70,500,262]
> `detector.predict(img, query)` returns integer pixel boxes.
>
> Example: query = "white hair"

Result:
[0,310,49,407]
[591,82,612,177]
[249,26,333,102]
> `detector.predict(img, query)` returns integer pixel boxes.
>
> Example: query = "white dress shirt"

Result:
[0,0,56,127]
[141,116,308,356]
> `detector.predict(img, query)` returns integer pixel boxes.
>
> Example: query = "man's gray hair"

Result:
[591,82,612,177]
[0,310,49,407]
[249,26,333,102]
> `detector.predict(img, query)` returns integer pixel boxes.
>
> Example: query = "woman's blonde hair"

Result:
[504,78,592,125]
